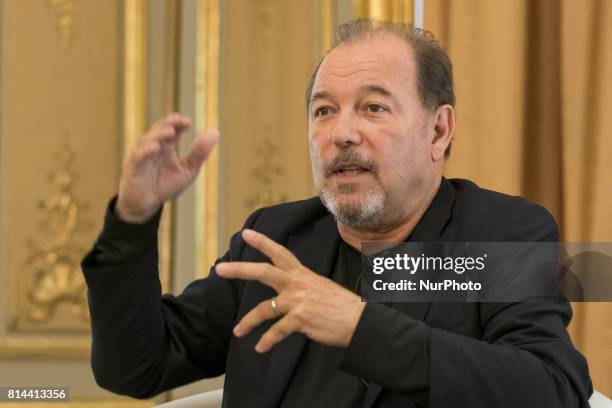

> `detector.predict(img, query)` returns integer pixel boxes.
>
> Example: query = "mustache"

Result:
[323,149,377,177]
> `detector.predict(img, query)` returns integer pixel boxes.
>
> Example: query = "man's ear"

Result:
[430,104,455,161]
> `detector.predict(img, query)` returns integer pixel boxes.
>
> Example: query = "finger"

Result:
[181,129,220,174]
[131,139,162,164]
[144,113,192,144]
[140,115,192,159]
[233,297,285,338]
[154,112,192,133]
[147,125,179,145]
[255,317,300,353]
[241,229,300,271]
[215,262,287,290]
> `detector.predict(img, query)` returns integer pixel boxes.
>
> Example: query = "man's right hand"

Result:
[115,113,219,223]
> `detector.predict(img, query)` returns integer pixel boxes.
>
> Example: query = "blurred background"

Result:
[0,0,610,406]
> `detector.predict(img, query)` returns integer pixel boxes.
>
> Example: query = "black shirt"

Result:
[280,240,367,407]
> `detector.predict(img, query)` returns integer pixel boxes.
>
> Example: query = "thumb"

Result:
[183,128,220,173]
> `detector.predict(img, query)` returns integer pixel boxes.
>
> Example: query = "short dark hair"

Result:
[305,19,455,157]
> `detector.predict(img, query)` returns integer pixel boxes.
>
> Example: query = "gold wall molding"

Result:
[157,0,181,293]
[48,0,78,55]
[353,0,413,22]
[163,0,181,112]
[123,0,173,292]
[123,0,148,150]
[195,0,220,277]
[319,0,336,52]
[18,140,91,327]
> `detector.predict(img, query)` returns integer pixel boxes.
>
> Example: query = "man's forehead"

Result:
[313,34,414,94]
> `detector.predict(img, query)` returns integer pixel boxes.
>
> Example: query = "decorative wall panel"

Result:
[0,0,172,365]
[0,0,174,404]
[1,0,121,341]
[217,0,334,249]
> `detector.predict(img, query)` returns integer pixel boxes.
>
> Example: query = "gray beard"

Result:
[319,182,387,231]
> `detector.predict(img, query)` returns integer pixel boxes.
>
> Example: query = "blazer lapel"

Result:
[392,178,457,320]
[364,178,457,408]
[260,214,340,408]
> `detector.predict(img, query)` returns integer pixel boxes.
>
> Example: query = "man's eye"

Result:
[366,104,384,113]
[314,107,330,117]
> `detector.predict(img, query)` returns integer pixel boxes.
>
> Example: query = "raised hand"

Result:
[116,113,219,223]
[215,229,366,353]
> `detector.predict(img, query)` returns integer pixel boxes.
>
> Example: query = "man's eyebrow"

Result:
[309,85,399,107]
[309,91,330,106]
[359,85,399,104]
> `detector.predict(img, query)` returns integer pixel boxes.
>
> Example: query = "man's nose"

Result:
[331,111,362,147]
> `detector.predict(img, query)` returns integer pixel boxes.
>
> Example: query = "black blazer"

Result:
[82,178,592,407]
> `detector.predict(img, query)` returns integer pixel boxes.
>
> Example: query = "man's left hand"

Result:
[215,229,366,353]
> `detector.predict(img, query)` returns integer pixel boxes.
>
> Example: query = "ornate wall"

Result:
[0,0,335,404]
[216,0,334,252]
[0,0,179,405]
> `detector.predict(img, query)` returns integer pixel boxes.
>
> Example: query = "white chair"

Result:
[590,390,612,408]
[155,389,223,408]
[155,387,610,408]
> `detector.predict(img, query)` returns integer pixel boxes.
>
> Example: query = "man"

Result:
[82,20,592,407]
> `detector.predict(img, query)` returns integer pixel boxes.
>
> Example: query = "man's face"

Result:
[308,34,438,231]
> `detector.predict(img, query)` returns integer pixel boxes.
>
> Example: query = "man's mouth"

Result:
[333,166,369,175]
[323,150,376,178]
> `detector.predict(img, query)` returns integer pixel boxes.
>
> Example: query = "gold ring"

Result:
[270,297,282,317]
